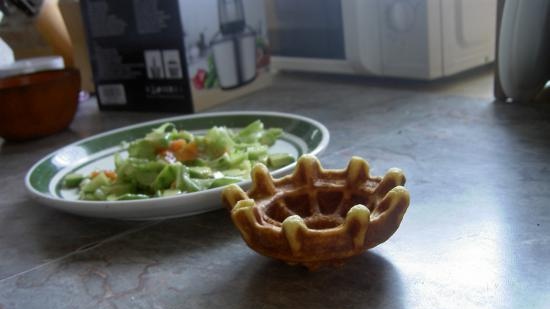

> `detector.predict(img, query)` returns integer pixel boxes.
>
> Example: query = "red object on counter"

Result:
[193,69,207,90]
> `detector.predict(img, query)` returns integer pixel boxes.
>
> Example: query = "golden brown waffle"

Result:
[222,154,410,270]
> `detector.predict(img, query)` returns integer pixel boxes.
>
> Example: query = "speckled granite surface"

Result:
[1,74,549,309]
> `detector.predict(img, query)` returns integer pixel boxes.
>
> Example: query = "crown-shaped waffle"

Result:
[222,154,410,270]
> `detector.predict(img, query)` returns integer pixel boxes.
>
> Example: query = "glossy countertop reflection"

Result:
[0,74,549,308]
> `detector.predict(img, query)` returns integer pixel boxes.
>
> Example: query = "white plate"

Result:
[25,111,329,220]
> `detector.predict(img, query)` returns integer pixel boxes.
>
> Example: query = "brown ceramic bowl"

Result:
[0,68,81,141]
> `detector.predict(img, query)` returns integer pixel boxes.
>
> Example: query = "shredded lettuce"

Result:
[64,120,295,200]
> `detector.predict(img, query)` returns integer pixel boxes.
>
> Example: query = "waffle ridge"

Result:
[222,154,410,270]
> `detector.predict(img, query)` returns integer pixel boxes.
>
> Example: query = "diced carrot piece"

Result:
[175,141,198,161]
[104,170,117,181]
[160,140,198,162]
[169,139,186,152]
[90,170,116,181]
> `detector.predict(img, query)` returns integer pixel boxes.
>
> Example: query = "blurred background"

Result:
[0,0,548,121]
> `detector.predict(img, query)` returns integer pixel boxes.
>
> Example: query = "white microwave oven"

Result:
[265,0,496,80]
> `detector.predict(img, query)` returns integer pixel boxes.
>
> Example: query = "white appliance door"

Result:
[441,0,496,75]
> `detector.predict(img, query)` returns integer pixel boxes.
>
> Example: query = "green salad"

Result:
[63,120,295,201]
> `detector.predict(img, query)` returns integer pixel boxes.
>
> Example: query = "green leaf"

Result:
[236,120,263,143]
[63,173,84,188]
[81,172,111,193]
[267,153,295,169]
[128,139,156,160]
[203,126,236,158]
[151,164,177,191]
[208,177,242,189]
[259,128,283,146]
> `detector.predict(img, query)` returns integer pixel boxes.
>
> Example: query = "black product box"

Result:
[80,0,193,112]
[79,0,272,113]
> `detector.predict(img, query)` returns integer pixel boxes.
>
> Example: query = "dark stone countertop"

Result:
[1,74,549,309]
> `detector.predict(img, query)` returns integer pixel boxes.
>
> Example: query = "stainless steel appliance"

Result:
[211,0,256,89]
